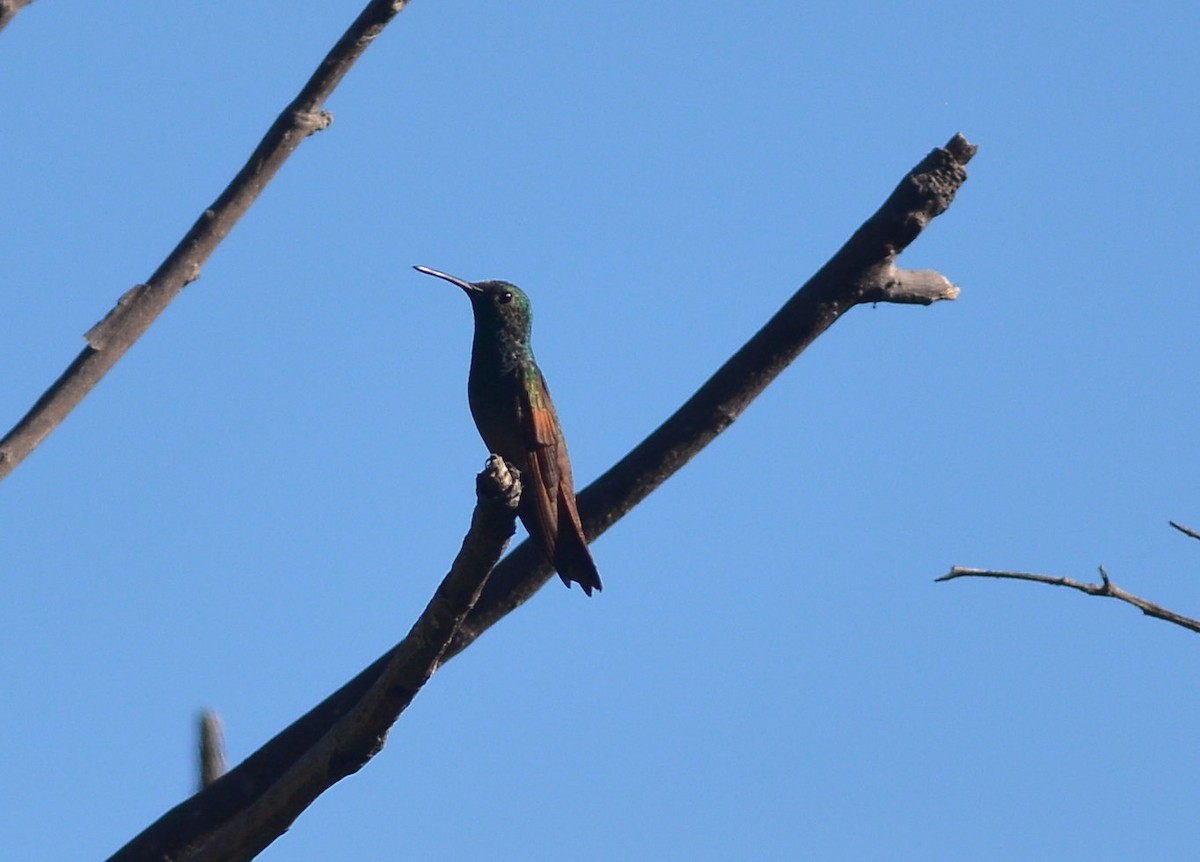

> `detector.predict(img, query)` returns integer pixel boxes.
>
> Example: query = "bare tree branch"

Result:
[0,0,34,34]
[0,0,412,482]
[107,133,974,860]
[198,711,228,791]
[446,132,977,656]
[1169,520,1200,542]
[110,455,521,862]
[936,565,1200,635]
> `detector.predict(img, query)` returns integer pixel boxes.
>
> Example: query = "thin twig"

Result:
[111,456,520,862]
[1169,520,1200,542]
[447,132,977,655]
[0,0,411,482]
[0,0,34,34]
[936,565,1200,635]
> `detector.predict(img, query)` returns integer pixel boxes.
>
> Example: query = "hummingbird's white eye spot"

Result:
[499,291,513,304]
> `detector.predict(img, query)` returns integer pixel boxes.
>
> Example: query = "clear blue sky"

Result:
[3,2,1199,859]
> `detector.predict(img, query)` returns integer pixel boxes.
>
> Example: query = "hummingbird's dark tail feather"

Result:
[556,541,602,596]
[555,489,602,596]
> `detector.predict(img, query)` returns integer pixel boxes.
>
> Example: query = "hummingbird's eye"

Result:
[498,291,513,304]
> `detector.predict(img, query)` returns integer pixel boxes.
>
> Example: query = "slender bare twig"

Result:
[447,133,976,656]
[198,711,228,790]
[936,565,1200,635]
[111,456,520,862]
[1169,520,1200,542]
[0,0,411,482]
[0,0,34,34]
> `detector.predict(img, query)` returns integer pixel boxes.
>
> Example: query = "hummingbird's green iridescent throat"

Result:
[414,265,603,596]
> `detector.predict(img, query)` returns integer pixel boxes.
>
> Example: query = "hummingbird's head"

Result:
[414,265,533,344]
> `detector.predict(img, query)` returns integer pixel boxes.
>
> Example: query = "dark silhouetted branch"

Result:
[1169,520,1200,542]
[110,133,973,860]
[110,456,520,862]
[0,0,412,482]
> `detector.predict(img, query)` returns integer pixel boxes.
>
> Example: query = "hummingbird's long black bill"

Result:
[413,265,480,293]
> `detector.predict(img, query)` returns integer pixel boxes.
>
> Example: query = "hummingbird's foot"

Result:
[477,454,522,512]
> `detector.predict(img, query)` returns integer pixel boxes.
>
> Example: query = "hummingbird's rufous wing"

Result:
[519,367,602,595]
[518,366,563,546]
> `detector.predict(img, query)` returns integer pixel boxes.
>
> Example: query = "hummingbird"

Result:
[415,265,603,596]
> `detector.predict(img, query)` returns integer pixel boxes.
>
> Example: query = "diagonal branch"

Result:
[109,455,521,862]
[446,132,976,655]
[936,565,1200,635]
[0,0,412,482]
[107,133,975,860]
[1169,520,1200,542]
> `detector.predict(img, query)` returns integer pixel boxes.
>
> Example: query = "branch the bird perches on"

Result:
[111,131,975,860]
